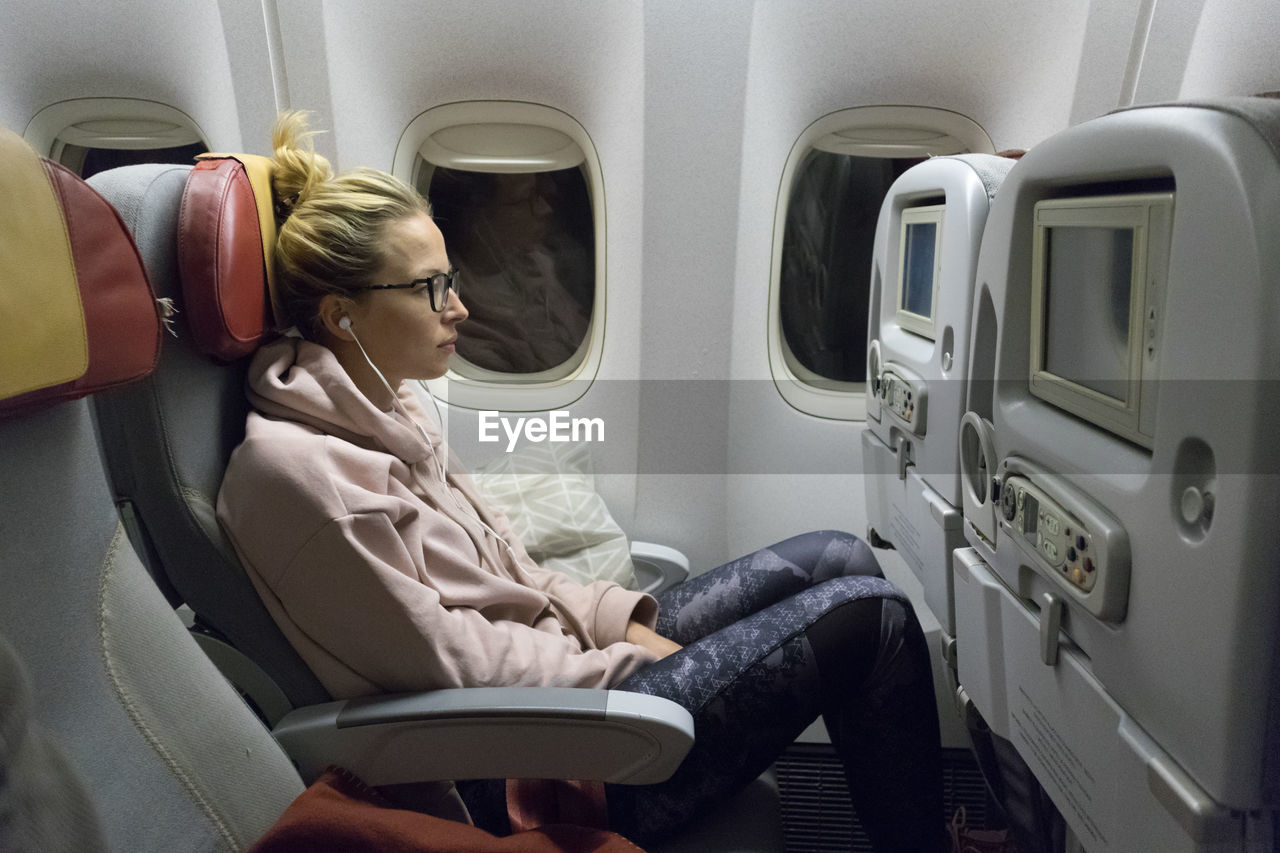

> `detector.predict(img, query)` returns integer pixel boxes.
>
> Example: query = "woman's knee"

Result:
[768,529,882,582]
[805,596,885,689]
[804,593,928,693]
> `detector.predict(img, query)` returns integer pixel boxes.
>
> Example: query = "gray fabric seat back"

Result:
[89,163,330,712]
[0,403,304,852]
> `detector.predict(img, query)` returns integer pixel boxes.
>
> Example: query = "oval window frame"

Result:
[768,106,993,421]
[393,101,607,413]
[25,98,207,166]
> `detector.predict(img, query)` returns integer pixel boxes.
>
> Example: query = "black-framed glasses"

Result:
[360,269,461,312]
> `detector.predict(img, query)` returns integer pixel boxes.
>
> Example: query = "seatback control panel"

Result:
[996,458,1131,622]
[878,362,927,436]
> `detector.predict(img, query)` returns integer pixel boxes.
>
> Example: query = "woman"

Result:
[217,112,946,852]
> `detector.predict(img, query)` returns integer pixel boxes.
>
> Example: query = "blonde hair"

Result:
[270,110,430,339]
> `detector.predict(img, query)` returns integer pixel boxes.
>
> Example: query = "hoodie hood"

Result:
[247,336,436,466]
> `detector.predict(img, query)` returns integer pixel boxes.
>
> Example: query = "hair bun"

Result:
[270,110,333,218]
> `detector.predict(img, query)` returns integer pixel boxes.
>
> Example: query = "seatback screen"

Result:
[896,203,945,339]
[1028,191,1173,450]
[1042,226,1134,403]
[902,220,938,319]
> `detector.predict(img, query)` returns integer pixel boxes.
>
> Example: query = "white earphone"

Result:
[338,311,517,561]
[342,316,442,479]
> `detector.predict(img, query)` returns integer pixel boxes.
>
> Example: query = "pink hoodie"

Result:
[217,337,658,699]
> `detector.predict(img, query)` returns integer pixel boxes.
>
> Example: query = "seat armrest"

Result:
[272,687,694,787]
[630,541,690,594]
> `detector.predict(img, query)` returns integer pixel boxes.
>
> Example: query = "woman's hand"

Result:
[626,621,683,660]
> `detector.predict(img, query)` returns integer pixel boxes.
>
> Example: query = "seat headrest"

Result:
[178,154,279,361]
[0,127,160,416]
[1111,95,1280,162]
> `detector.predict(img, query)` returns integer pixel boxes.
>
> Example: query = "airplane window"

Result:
[769,107,992,420]
[780,151,922,384]
[396,103,606,408]
[27,103,209,179]
[425,165,594,376]
[58,141,208,179]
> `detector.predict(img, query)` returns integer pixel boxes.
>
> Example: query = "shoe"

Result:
[949,806,1019,853]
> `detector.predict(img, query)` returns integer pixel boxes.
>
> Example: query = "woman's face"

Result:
[345,212,468,386]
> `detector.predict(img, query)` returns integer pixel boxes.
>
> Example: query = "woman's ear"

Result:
[317,293,357,341]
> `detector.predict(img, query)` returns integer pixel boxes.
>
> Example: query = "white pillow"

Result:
[470,441,636,589]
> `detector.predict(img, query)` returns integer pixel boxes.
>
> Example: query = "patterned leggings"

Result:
[461,530,944,852]
[607,530,944,851]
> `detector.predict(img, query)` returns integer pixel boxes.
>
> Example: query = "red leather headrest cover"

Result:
[177,157,274,361]
[0,160,161,416]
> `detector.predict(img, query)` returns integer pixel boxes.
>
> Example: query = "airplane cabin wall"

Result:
[3,0,1278,573]
[1161,0,1280,101]
[0,0,280,154]
[629,1,753,570]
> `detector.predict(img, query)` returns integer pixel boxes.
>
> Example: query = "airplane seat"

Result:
[862,151,1016,638]
[0,126,305,852]
[88,157,330,723]
[953,96,1280,851]
[88,154,784,850]
[88,154,694,718]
